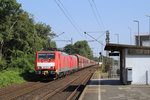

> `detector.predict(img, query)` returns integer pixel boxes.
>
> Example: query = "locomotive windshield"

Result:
[38,53,55,59]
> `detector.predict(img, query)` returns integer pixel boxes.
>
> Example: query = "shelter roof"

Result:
[105,43,150,51]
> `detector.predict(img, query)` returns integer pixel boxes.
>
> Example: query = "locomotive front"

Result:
[35,51,57,77]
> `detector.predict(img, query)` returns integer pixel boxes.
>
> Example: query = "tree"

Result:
[0,0,57,70]
[63,44,74,54]
[35,23,51,40]
[74,41,93,59]
[64,40,94,59]
[0,0,22,60]
[2,11,36,60]
[35,23,56,51]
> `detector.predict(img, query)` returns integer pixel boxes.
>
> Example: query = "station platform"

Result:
[79,71,150,100]
[79,71,101,100]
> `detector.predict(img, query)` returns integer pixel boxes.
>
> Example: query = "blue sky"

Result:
[17,0,150,57]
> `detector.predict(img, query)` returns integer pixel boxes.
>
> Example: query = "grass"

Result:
[0,68,26,87]
[95,70,102,74]
[0,55,36,88]
[0,67,36,88]
[95,68,108,74]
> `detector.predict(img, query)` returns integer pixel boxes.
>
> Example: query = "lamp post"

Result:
[146,15,150,46]
[114,33,120,72]
[114,33,119,44]
[134,20,140,46]
[128,27,132,45]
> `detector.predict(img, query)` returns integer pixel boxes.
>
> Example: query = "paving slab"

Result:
[101,79,150,100]
[79,72,101,100]
[79,72,150,100]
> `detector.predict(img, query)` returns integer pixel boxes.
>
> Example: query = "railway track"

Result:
[0,82,39,96]
[42,66,96,100]
[0,65,97,100]
[67,73,93,100]
[0,79,60,100]
[41,72,90,100]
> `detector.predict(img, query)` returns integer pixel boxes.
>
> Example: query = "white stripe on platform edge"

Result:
[98,73,101,100]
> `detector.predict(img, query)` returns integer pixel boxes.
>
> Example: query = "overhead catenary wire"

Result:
[86,31,105,33]
[88,0,106,41]
[54,0,85,39]
[57,0,83,32]
[92,0,105,31]
[96,32,106,40]
[85,31,105,40]
[53,0,103,57]
[84,32,104,46]
[88,0,103,31]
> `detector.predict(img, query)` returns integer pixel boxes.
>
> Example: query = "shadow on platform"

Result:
[101,79,121,85]
[88,79,121,86]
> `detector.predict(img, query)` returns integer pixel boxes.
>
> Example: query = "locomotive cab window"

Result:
[38,53,55,59]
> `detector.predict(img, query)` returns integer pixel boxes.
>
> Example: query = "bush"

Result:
[0,60,7,71]
[0,54,36,87]
[0,68,26,87]
[9,54,35,72]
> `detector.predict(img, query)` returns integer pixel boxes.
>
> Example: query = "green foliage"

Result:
[0,0,21,40]
[64,41,93,59]
[0,0,57,87]
[0,67,26,87]
[0,54,36,87]
[35,23,56,51]
[0,59,7,70]
[0,0,56,60]
[9,54,35,71]
[35,23,51,39]
[63,44,74,54]
[92,57,99,62]
[101,56,118,72]
[74,41,93,59]
[50,41,57,49]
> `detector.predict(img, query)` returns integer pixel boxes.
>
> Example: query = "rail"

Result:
[67,73,93,100]
[41,71,89,100]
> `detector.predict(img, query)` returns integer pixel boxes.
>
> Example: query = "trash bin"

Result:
[126,67,132,84]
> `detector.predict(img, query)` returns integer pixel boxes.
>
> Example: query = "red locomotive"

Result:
[35,51,97,78]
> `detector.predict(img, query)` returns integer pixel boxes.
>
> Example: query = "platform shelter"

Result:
[105,43,150,84]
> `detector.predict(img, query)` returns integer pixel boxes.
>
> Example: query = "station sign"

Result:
[109,53,119,56]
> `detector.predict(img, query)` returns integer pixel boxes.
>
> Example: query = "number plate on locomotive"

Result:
[42,66,50,69]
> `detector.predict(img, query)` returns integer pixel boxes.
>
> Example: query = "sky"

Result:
[17,0,150,57]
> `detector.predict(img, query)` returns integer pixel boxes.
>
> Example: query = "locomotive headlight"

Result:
[38,66,41,69]
[50,66,55,69]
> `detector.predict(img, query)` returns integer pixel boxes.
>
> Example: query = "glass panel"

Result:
[38,53,55,59]
[47,53,55,59]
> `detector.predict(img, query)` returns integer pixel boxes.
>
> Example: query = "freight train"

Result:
[35,51,97,78]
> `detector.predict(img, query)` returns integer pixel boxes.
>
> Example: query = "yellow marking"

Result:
[42,71,48,75]
[55,70,58,74]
